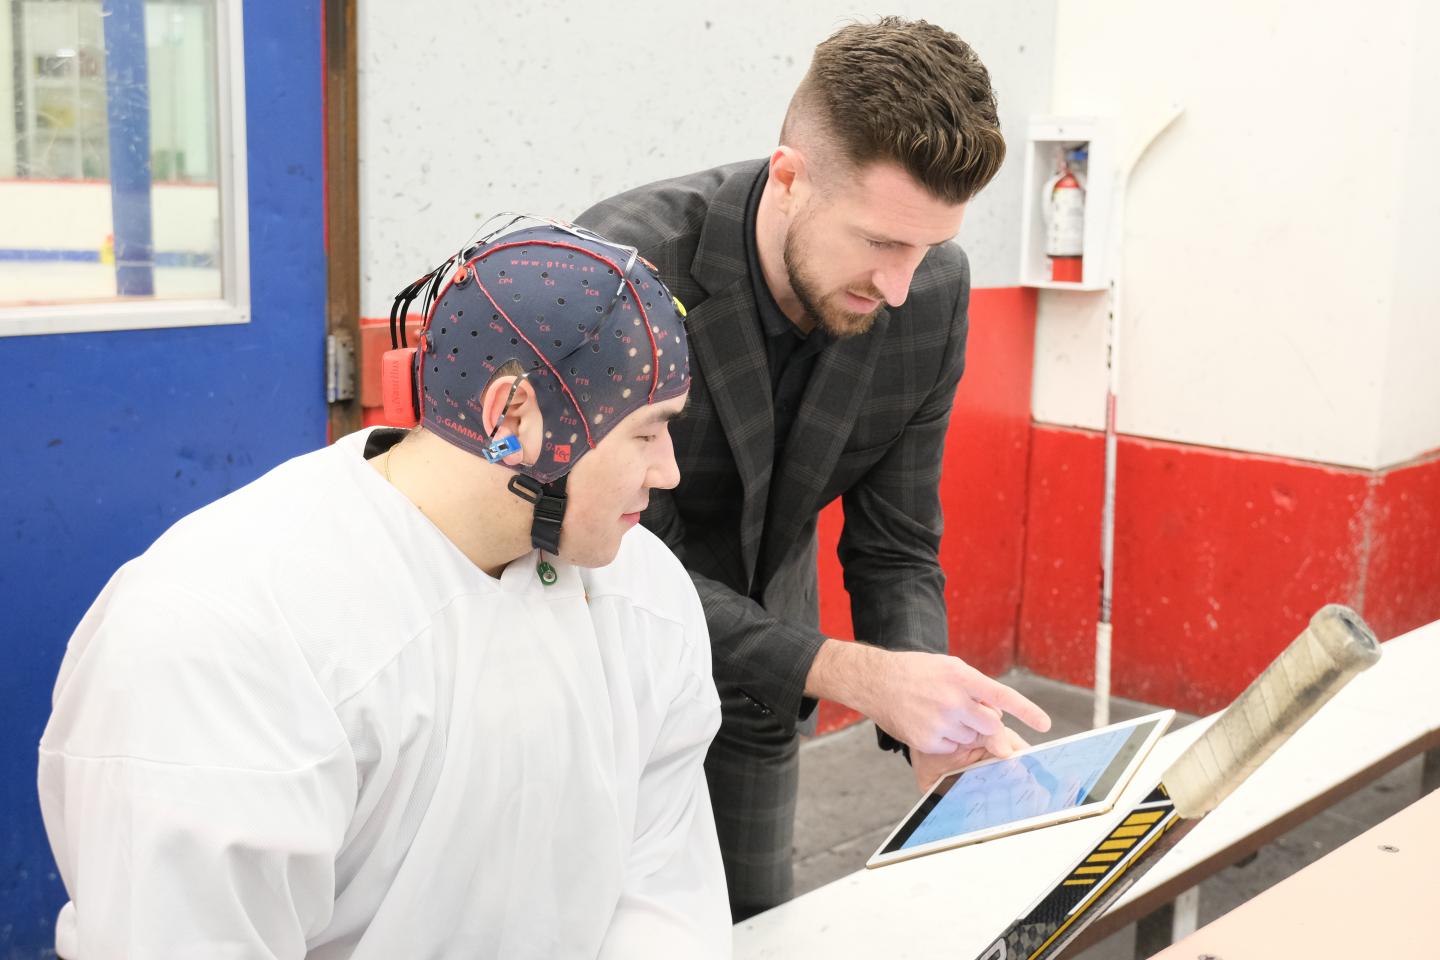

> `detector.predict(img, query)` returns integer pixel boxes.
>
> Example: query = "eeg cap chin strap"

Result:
[507,473,567,554]
[478,421,566,555]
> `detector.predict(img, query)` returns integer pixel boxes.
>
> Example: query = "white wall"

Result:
[356,1,1057,316]
[1378,0,1440,468]
[1032,0,1440,470]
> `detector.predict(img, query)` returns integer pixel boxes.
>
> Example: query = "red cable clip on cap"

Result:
[380,347,419,427]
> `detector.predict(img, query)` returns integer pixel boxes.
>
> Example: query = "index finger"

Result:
[982,726,1029,758]
[961,667,1052,733]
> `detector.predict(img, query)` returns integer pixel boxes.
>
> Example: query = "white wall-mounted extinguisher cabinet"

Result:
[1019,117,1113,290]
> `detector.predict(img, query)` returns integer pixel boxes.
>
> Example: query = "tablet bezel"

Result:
[865,709,1175,869]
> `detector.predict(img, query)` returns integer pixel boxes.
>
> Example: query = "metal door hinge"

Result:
[326,331,356,404]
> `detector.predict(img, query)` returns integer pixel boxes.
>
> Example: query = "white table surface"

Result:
[733,619,1440,959]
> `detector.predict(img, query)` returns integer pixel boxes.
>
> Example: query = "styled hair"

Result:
[784,17,1005,204]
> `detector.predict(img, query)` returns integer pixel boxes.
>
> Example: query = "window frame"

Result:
[0,0,249,337]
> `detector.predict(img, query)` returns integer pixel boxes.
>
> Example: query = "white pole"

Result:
[1094,280,1120,728]
[1093,103,1183,730]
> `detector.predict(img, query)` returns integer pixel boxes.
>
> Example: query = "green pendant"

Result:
[537,560,558,586]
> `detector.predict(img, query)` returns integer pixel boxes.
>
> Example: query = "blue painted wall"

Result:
[0,1,327,953]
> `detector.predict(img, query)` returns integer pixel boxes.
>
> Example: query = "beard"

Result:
[781,218,884,339]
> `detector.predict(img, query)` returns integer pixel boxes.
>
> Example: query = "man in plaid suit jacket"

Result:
[578,18,1051,919]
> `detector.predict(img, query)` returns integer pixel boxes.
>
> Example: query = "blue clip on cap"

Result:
[481,434,522,464]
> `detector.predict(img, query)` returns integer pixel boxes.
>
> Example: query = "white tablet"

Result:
[866,710,1174,869]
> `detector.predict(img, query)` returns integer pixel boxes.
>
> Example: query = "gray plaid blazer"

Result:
[577,160,970,735]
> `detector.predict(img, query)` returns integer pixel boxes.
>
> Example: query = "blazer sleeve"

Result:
[643,490,829,728]
[837,266,970,749]
[650,276,969,738]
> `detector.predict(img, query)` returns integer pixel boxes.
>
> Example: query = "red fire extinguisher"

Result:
[1044,147,1086,282]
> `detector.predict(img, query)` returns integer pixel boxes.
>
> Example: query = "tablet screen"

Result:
[878,715,1167,857]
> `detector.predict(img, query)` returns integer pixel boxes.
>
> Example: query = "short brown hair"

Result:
[784,17,1005,204]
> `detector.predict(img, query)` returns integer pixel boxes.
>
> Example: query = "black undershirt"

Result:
[742,165,831,456]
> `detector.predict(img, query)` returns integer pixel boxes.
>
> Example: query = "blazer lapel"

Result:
[686,160,774,588]
[762,309,891,583]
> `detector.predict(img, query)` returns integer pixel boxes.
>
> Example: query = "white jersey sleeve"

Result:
[38,572,356,960]
[596,559,731,960]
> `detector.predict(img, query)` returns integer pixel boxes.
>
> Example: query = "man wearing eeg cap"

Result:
[38,217,731,958]
[389,215,694,570]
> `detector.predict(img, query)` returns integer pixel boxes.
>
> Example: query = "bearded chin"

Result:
[782,226,880,340]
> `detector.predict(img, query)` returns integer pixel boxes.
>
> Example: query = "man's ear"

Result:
[480,375,542,467]
[769,146,807,213]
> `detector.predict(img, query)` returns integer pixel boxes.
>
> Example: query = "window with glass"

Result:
[0,0,247,335]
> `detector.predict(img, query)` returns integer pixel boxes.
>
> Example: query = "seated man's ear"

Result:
[480,375,543,467]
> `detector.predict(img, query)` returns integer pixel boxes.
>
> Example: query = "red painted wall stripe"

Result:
[1347,449,1440,642]
[1018,426,1440,714]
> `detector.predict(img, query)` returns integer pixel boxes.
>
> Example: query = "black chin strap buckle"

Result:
[507,474,567,553]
